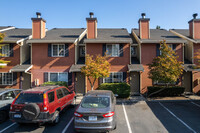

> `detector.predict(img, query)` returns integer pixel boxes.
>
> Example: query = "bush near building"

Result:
[42,81,68,88]
[147,86,185,97]
[97,83,130,98]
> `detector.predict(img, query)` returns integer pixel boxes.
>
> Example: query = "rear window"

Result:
[81,97,110,108]
[15,93,43,104]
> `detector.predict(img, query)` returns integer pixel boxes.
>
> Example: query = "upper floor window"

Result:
[79,46,85,57]
[0,73,13,85]
[106,44,120,57]
[0,44,13,57]
[52,44,65,57]
[131,46,137,57]
[159,44,176,55]
[103,72,123,83]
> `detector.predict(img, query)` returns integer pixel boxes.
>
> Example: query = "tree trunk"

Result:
[87,77,97,91]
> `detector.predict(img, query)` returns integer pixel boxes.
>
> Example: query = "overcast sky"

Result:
[1,0,200,32]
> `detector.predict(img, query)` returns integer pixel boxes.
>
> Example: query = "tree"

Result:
[148,40,183,87]
[0,33,10,68]
[81,54,110,91]
[156,25,161,29]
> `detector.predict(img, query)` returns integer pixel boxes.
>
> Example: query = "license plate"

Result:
[14,114,21,118]
[89,116,97,121]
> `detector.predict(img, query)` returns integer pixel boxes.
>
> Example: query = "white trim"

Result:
[16,35,32,45]
[0,63,7,66]
[25,65,33,73]
[0,27,15,32]
[169,29,196,43]
[74,29,87,45]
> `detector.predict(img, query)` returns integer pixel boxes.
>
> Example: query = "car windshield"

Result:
[81,96,110,108]
[15,93,43,104]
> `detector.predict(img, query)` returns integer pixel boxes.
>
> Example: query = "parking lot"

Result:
[0,100,200,133]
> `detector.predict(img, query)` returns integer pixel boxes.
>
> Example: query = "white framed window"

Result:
[0,44,10,57]
[106,44,120,57]
[52,44,65,57]
[0,73,13,85]
[160,44,175,55]
[47,72,68,82]
[131,46,137,57]
[103,72,123,83]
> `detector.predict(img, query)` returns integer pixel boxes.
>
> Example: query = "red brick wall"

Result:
[31,43,75,87]
[87,20,96,39]
[0,44,20,89]
[86,43,130,90]
[192,71,200,94]
[194,21,200,39]
[139,20,149,39]
[141,43,183,93]
[193,43,200,65]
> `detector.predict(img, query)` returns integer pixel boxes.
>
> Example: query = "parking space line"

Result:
[159,102,197,133]
[0,122,16,133]
[122,103,132,133]
[191,101,200,108]
[62,117,74,133]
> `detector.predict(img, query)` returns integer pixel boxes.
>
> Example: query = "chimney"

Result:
[188,13,200,39]
[86,12,97,39]
[138,13,150,39]
[31,12,46,39]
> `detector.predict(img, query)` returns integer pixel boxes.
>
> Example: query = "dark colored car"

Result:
[9,85,75,125]
[0,89,22,123]
[74,90,117,132]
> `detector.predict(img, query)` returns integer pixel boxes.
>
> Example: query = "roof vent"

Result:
[89,12,94,18]
[141,13,146,19]
[36,12,41,18]
[193,13,198,19]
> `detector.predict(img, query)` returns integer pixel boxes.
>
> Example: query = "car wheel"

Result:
[0,111,7,123]
[52,111,60,125]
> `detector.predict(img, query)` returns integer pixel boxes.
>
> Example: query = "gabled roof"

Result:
[132,29,186,44]
[1,28,32,43]
[170,29,200,43]
[27,28,86,44]
[84,28,132,44]
[0,26,15,32]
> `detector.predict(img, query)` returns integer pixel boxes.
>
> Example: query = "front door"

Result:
[130,72,140,95]
[183,71,192,93]
[75,72,85,94]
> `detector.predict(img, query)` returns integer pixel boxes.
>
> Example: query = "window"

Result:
[153,80,177,85]
[52,44,65,57]
[0,44,10,57]
[46,72,68,82]
[3,91,15,100]
[61,88,69,96]
[0,73,13,85]
[104,72,123,83]
[56,89,64,99]
[131,46,137,57]
[81,97,110,108]
[79,46,85,57]
[106,44,120,57]
[15,93,43,104]
[48,91,55,103]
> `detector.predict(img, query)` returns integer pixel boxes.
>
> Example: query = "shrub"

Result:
[42,81,68,88]
[97,83,130,98]
[147,86,185,97]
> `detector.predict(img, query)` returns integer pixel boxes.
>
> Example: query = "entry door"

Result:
[75,72,85,94]
[130,72,140,95]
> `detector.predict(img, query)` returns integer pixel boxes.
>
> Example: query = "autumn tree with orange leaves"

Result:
[81,54,110,90]
[148,40,183,87]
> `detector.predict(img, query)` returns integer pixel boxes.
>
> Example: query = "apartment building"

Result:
[0,26,32,89]
[170,13,200,94]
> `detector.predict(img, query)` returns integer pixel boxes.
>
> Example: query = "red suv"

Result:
[9,85,75,124]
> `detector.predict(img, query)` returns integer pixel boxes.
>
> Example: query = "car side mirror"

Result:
[114,94,118,97]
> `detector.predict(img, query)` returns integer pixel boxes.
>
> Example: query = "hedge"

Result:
[97,83,130,98]
[147,86,185,97]
[42,81,68,88]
